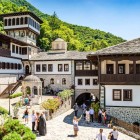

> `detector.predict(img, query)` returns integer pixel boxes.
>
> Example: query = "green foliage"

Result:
[91,102,100,113]
[0,106,8,114]
[41,98,61,111]
[58,90,73,100]
[10,92,23,99]
[0,119,36,140]
[0,0,125,52]
[2,132,21,140]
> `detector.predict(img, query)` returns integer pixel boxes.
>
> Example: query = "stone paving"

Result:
[0,97,137,140]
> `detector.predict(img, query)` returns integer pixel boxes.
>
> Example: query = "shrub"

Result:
[58,90,73,100]
[2,132,21,140]
[91,102,100,113]
[41,98,61,111]
[0,106,8,114]
[10,92,23,99]
[22,131,36,140]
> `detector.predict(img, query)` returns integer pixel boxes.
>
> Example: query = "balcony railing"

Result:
[100,74,140,84]
[75,70,98,76]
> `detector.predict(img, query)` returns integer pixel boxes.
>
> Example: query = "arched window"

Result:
[12,18,15,25]
[25,17,28,24]
[16,18,19,25]
[15,63,17,69]
[50,78,54,84]
[8,19,11,26]
[21,17,24,25]
[62,78,66,85]
[4,19,7,26]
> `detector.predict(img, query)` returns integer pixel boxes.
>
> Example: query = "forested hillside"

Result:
[0,0,125,51]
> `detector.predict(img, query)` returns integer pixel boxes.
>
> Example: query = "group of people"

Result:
[23,107,47,136]
[73,103,119,140]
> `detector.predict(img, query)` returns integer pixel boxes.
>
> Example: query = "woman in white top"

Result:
[86,108,90,124]
[109,126,119,140]
[73,115,82,136]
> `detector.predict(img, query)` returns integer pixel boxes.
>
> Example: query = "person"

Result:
[42,111,47,121]
[109,126,119,140]
[24,107,29,124]
[73,103,79,117]
[73,115,82,136]
[89,107,94,122]
[101,110,106,125]
[85,108,90,124]
[31,110,36,131]
[24,96,29,105]
[81,103,86,110]
[35,112,40,132]
[95,128,106,140]
[98,109,102,123]
[83,108,86,120]
[39,113,47,136]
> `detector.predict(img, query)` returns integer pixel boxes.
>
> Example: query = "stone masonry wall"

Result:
[106,106,140,123]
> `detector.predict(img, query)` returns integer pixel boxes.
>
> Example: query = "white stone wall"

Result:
[105,85,140,107]
[106,106,140,123]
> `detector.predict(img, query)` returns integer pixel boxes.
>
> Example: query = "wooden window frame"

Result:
[106,64,114,74]
[36,64,40,72]
[48,64,53,72]
[64,64,69,71]
[85,79,90,85]
[118,64,125,74]
[78,79,83,85]
[93,79,98,85]
[42,64,47,72]
[113,89,122,101]
[58,64,63,72]
[123,89,132,101]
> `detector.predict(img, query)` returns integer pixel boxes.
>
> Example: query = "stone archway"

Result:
[33,86,38,95]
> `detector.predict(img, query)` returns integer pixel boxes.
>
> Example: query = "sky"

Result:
[27,0,140,40]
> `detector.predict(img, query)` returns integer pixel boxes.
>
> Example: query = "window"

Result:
[48,64,53,72]
[50,78,54,84]
[76,62,83,70]
[62,78,66,85]
[12,45,15,53]
[84,61,90,70]
[16,46,18,54]
[64,64,69,71]
[7,63,10,69]
[2,62,5,69]
[113,89,122,101]
[8,19,11,26]
[4,19,7,26]
[19,47,22,54]
[85,79,90,85]
[36,64,40,72]
[12,18,15,25]
[15,63,17,69]
[106,64,114,74]
[78,79,83,85]
[129,64,134,74]
[136,64,140,74]
[21,17,24,25]
[22,47,27,55]
[123,89,132,101]
[92,64,98,70]
[42,64,47,72]
[93,79,98,85]
[11,63,13,69]
[0,62,1,69]
[58,64,63,72]
[25,17,28,24]
[16,18,19,25]
[18,64,22,70]
[118,64,125,74]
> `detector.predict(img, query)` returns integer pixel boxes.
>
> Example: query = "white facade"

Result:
[75,76,99,89]
[34,61,72,75]
[105,85,140,107]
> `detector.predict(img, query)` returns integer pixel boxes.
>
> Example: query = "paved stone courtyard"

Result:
[0,97,137,140]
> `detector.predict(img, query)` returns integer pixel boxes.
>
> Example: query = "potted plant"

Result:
[91,102,100,120]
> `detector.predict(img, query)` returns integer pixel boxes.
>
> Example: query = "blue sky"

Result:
[27,0,140,40]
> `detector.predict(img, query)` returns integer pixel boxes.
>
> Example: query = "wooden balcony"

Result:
[75,70,98,76]
[100,74,140,84]
[0,49,10,56]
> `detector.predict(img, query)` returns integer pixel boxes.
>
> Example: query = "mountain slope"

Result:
[1,0,125,51]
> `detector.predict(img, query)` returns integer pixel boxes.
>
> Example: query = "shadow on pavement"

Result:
[63,109,108,128]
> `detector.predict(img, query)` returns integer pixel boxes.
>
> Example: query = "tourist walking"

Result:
[89,107,94,122]
[98,109,102,123]
[85,108,90,124]
[73,115,82,136]
[95,128,106,140]
[83,108,86,120]
[109,126,119,140]
[24,107,29,124]
[39,113,47,136]
[101,110,106,125]
[73,103,79,117]
[81,102,86,110]
[31,110,36,131]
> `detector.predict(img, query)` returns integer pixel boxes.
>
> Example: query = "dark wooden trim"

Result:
[113,89,122,101]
